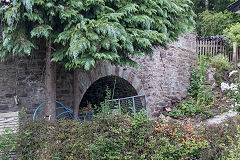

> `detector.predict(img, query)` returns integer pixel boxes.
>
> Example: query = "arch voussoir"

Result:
[115,66,120,77]
[104,63,112,76]
[77,62,143,114]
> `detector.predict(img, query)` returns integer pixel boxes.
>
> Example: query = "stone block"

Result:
[0,105,9,110]
[155,106,164,112]
[152,111,160,117]
[206,68,216,85]
[5,93,16,98]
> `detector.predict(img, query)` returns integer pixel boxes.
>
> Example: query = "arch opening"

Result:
[79,76,138,110]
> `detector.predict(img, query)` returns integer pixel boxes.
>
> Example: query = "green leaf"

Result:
[30,25,52,38]
[22,0,32,11]
[51,48,66,62]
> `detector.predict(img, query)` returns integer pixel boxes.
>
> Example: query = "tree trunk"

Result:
[45,34,56,122]
[205,0,209,10]
[73,68,80,120]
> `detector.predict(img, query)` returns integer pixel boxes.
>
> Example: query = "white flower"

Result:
[229,70,238,78]
[221,82,230,91]
[235,103,240,107]
[230,83,238,90]
[221,82,238,91]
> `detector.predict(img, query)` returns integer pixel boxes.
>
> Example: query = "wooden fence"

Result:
[196,38,240,62]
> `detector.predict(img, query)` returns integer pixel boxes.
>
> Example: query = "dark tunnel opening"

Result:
[79,76,138,110]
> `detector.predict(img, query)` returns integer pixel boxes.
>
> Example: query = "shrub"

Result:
[17,112,207,160]
[17,110,153,160]
[0,128,18,160]
[211,54,233,84]
[171,55,214,119]
[200,117,240,159]
[188,55,210,99]
[223,22,240,46]
[169,109,182,118]
[15,112,240,160]
[222,125,240,159]
[154,118,209,159]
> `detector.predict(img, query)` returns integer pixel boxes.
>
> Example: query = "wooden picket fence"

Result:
[196,38,240,63]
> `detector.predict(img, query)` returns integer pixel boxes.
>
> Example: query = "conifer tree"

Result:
[0,0,195,120]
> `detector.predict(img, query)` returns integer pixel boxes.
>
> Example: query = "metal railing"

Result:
[108,95,147,115]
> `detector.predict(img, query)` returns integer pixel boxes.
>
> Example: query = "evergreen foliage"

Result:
[192,0,239,36]
[192,0,237,14]
[197,10,240,37]
[0,0,195,70]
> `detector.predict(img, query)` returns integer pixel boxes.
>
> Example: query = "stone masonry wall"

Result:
[141,33,197,116]
[0,55,45,118]
[0,32,197,132]
[0,54,74,123]
[75,33,197,117]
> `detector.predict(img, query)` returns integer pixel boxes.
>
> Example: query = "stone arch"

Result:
[79,75,138,108]
[77,62,143,108]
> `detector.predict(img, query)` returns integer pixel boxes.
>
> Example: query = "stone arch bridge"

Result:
[0,33,196,125]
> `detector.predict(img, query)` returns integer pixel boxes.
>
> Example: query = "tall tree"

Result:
[0,0,195,120]
[197,11,240,36]
[58,0,196,118]
[0,0,85,121]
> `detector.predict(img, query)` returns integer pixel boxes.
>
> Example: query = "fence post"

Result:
[118,99,121,115]
[233,42,238,69]
[132,97,136,116]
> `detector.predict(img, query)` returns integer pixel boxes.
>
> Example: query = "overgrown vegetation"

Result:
[223,22,240,46]
[0,128,18,160]
[169,53,237,119]
[201,118,240,159]
[211,54,233,85]
[170,55,215,119]
[1,112,239,159]
[192,0,240,37]
[1,89,240,159]
[197,11,240,37]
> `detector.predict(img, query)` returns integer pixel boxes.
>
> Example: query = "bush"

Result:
[11,110,240,160]
[200,117,240,159]
[15,111,213,160]
[171,55,214,119]
[188,55,210,99]
[223,22,240,46]
[211,54,233,84]
[154,118,209,159]
[222,125,240,159]
[17,111,153,160]
[0,128,18,160]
